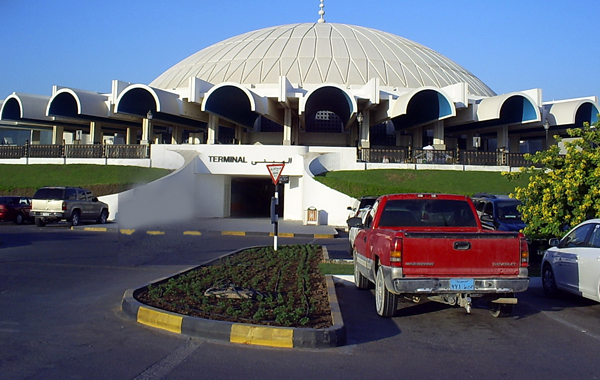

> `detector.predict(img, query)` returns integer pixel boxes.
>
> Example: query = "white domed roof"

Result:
[150,23,495,97]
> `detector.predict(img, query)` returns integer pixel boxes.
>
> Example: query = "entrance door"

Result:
[230,177,283,218]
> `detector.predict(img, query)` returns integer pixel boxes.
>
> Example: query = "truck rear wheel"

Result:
[353,250,370,290]
[489,303,514,318]
[489,293,515,317]
[375,267,398,317]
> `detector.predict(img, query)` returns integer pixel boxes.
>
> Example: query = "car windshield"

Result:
[497,201,522,221]
[33,188,65,200]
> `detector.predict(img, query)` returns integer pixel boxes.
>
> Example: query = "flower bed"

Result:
[135,245,333,329]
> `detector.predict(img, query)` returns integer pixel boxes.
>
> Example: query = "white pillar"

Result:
[89,121,102,144]
[496,126,509,151]
[30,130,41,145]
[411,127,423,148]
[141,118,153,144]
[235,125,243,144]
[207,114,219,145]
[52,125,64,145]
[432,120,446,149]
[171,126,183,145]
[126,127,135,145]
[359,112,370,149]
[283,108,292,146]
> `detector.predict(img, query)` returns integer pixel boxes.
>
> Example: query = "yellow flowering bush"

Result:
[503,119,600,239]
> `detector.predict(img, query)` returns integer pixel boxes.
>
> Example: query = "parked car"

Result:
[349,193,529,318]
[347,206,371,248]
[542,219,600,302]
[0,196,32,224]
[347,196,377,220]
[472,193,525,232]
[30,187,109,227]
[346,196,378,242]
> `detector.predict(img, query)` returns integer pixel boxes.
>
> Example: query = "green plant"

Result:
[504,119,600,239]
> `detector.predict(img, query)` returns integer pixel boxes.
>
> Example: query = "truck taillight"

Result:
[62,202,67,211]
[390,237,403,265]
[520,238,529,267]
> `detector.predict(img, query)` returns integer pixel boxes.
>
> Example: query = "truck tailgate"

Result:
[401,232,522,277]
[32,199,63,212]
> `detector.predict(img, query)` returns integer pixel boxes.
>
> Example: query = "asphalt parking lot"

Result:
[1,221,600,379]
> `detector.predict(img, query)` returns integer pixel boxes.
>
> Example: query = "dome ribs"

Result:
[148,23,495,97]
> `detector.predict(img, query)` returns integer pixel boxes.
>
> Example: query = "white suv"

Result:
[30,187,109,227]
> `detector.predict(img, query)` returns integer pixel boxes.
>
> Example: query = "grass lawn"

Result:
[319,262,354,275]
[0,164,171,196]
[314,169,530,198]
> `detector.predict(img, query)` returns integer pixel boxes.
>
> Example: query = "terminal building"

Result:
[1,3,598,227]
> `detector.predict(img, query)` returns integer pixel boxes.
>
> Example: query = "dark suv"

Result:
[30,187,109,227]
[472,193,525,232]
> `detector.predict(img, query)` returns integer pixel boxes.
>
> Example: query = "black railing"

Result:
[0,142,150,160]
[0,145,26,159]
[364,148,539,167]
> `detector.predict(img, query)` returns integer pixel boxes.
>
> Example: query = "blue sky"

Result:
[1,0,598,102]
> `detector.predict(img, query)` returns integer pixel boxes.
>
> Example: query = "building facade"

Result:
[1,18,598,227]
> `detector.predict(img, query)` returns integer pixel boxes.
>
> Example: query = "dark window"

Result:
[589,225,600,248]
[561,224,595,248]
[33,188,65,200]
[497,201,522,221]
[65,189,77,200]
[381,199,477,227]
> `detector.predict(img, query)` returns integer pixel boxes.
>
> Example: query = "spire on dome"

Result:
[318,0,325,23]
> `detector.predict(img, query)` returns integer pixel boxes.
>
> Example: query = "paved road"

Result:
[1,222,599,379]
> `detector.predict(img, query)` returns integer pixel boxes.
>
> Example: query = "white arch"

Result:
[115,84,181,115]
[298,84,357,116]
[47,88,108,117]
[0,92,51,120]
[545,98,600,126]
[390,86,456,120]
[201,82,268,115]
[476,92,540,123]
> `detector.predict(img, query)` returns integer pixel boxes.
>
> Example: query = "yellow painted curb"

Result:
[183,231,202,236]
[221,231,246,236]
[137,307,182,334]
[83,227,108,232]
[314,234,335,239]
[120,229,135,235]
[147,231,165,235]
[230,324,293,348]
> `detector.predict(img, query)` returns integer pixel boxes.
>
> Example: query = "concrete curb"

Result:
[120,256,346,349]
[71,225,120,232]
[72,225,337,239]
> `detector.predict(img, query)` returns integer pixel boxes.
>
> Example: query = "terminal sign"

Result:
[267,163,285,185]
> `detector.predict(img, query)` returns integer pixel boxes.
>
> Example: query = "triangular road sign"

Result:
[267,163,285,185]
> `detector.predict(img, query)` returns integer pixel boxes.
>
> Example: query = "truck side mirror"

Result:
[347,217,363,228]
[548,238,560,247]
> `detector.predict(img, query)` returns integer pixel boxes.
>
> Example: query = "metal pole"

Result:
[273,184,279,251]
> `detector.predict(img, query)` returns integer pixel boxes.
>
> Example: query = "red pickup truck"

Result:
[348,193,529,318]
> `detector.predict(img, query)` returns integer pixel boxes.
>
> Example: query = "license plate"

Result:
[450,279,474,291]
[42,212,50,216]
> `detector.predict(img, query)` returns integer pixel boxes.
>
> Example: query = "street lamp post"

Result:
[356,112,364,161]
[543,119,550,149]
